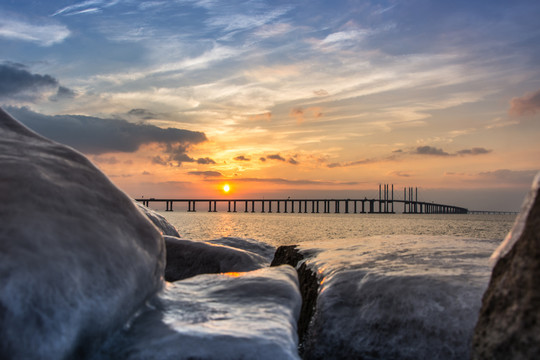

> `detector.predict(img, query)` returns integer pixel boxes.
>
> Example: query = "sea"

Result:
[158,211,515,246]
[157,211,517,359]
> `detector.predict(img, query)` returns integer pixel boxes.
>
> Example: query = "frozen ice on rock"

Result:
[0,108,165,359]
[105,265,302,360]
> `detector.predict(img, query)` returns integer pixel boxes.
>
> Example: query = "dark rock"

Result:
[271,245,305,267]
[271,245,319,351]
[472,174,540,359]
[165,236,269,282]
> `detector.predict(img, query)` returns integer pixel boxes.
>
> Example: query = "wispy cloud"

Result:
[415,146,492,157]
[224,177,360,186]
[189,171,223,177]
[0,17,69,46]
[52,0,121,16]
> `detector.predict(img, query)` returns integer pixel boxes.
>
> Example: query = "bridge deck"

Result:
[135,198,469,214]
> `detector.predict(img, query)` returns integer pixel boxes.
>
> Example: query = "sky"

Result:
[1,0,539,211]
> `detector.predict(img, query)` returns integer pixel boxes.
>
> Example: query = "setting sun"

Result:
[223,184,230,193]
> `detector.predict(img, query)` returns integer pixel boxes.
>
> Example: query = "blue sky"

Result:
[1,0,539,210]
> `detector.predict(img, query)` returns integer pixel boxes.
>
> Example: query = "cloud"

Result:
[189,171,223,177]
[313,89,329,96]
[234,155,251,161]
[416,146,492,157]
[259,157,267,162]
[249,112,272,122]
[0,62,58,98]
[456,147,492,156]
[477,169,538,184]
[196,157,216,164]
[327,158,375,168]
[288,158,299,165]
[509,89,540,116]
[92,155,119,164]
[230,177,360,186]
[5,106,207,155]
[49,86,78,101]
[127,108,157,120]
[51,0,120,17]
[390,171,411,177]
[152,155,168,166]
[289,106,323,124]
[267,154,286,162]
[0,17,70,46]
[415,146,450,156]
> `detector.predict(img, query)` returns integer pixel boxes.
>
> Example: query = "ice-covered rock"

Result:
[104,265,302,360]
[164,236,270,282]
[472,172,540,359]
[296,235,495,360]
[208,236,276,262]
[135,202,181,237]
[0,108,165,359]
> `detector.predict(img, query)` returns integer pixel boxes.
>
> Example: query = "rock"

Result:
[165,236,270,282]
[271,245,319,350]
[0,108,165,359]
[135,202,181,237]
[104,266,302,360]
[472,173,540,359]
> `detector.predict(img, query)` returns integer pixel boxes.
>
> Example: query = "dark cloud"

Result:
[267,154,286,161]
[128,108,157,120]
[415,146,450,156]
[259,157,267,162]
[457,147,492,156]
[288,158,299,165]
[509,89,540,116]
[234,155,251,161]
[49,86,77,101]
[5,106,207,155]
[152,155,168,166]
[416,146,491,157]
[197,157,216,164]
[188,171,223,177]
[0,62,58,98]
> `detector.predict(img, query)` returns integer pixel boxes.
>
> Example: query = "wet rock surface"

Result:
[472,174,540,359]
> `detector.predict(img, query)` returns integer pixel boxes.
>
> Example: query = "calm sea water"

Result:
[159,211,516,247]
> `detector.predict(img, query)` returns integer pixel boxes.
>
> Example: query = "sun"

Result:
[222,184,231,193]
